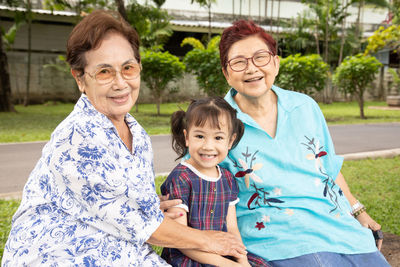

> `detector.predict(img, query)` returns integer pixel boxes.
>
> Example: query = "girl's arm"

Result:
[162,207,242,267]
[335,171,383,250]
[226,205,251,267]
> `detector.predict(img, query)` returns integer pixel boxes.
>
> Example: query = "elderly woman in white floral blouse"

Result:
[2,10,246,266]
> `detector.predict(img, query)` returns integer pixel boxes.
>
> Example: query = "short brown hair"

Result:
[66,10,140,75]
[219,20,276,72]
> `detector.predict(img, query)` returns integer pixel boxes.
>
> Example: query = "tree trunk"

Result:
[208,2,212,41]
[0,34,15,112]
[115,0,128,22]
[23,0,32,107]
[354,0,364,53]
[378,66,385,100]
[270,0,274,31]
[156,96,161,116]
[357,90,365,119]
[338,0,348,66]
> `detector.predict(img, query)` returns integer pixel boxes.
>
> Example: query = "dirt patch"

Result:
[381,232,400,267]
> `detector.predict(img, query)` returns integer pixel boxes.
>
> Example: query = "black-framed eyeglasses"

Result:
[85,63,141,85]
[227,51,274,72]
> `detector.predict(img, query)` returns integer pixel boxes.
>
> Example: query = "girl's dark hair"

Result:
[171,96,244,159]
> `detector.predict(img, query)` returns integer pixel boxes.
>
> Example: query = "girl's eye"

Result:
[215,136,223,140]
[195,135,204,139]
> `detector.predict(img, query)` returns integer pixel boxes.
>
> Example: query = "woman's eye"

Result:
[99,68,111,74]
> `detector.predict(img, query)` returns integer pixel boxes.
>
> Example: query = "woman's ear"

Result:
[71,69,85,93]
[222,67,229,80]
[272,55,280,76]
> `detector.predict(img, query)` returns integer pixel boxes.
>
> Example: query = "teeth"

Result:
[246,77,262,82]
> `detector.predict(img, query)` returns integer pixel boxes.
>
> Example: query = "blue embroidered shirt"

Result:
[2,94,168,266]
[220,86,377,261]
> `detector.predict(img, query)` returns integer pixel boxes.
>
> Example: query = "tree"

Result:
[364,25,400,56]
[276,54,329,96]
[141,50,185,115]
[333,54,381,119]
[126,1,172,49]
[181,36,229,96]
[191,0,216,41]
[0,5,24,112]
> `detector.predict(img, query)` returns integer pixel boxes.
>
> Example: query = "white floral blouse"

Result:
[2,94,168,266]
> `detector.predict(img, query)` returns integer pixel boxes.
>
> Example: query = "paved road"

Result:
[1,123,400,195]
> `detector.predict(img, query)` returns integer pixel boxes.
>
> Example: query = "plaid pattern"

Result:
[160,163,239,267]
[247,252,271,267]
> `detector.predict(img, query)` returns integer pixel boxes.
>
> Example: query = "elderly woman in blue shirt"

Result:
[218,20,390,266]
[2,10,246,266]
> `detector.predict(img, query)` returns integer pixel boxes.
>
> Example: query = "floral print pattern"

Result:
[2,95,168,266]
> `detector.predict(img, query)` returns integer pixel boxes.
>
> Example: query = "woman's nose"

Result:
[112,71,127,89]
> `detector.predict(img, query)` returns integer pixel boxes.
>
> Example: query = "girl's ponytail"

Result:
[171,110,187,159]
[231,117,244,149]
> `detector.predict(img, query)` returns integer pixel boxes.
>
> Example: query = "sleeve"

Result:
[49,131,164,247]
[160,166,191,212]
[223,169,239,206]
[311,100,344,181]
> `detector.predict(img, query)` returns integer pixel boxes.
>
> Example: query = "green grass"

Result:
[0,100,399,143]
[319,101,400,124]
[0,157,399,260]
[0,199,20,259]
[342,156,400,236]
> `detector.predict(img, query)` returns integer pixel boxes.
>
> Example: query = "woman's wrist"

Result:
[351,200,366,218]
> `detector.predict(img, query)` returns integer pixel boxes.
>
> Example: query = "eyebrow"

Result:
[229,49,270,60]
[94,59,136,69]
[192,129,227,135]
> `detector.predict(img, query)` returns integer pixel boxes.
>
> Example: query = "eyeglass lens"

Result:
[229,51,272,72]
[94,63,140,84]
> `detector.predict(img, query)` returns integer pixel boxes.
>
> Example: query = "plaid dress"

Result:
[160,161,270,267]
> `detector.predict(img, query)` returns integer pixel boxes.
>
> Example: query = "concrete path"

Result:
[1,123,400,198]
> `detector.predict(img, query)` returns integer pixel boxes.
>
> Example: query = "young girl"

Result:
[160,97,269,267]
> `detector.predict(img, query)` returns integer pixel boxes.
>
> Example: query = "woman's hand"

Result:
[159,194,183,219]
[356,212,383,250]
[203,230,247,258]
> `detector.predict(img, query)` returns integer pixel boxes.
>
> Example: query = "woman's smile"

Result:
[108,92,130,104]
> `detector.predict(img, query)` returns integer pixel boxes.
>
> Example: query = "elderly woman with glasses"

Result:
[218,20,390,266]
[2,11,247,266]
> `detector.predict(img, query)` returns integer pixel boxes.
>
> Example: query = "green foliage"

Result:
[333,54,382,95]
[182,36,229,96]
[276,54,329,96]
[388,68,400,93]
[141,50,185,114]
[126,2,172,49]
[43,55,70,74]
[333,54,381,118]
[364,25,400,55]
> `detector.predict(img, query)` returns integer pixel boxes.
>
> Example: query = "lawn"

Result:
[0,101,399,143]
[1,156,399,261]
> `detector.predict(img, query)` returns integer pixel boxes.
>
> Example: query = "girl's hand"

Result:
[159,194,182,219]
[356,211,383,250]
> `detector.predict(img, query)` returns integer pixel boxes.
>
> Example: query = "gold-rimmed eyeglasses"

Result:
[227,51,274,72]
[85,62,141,84]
